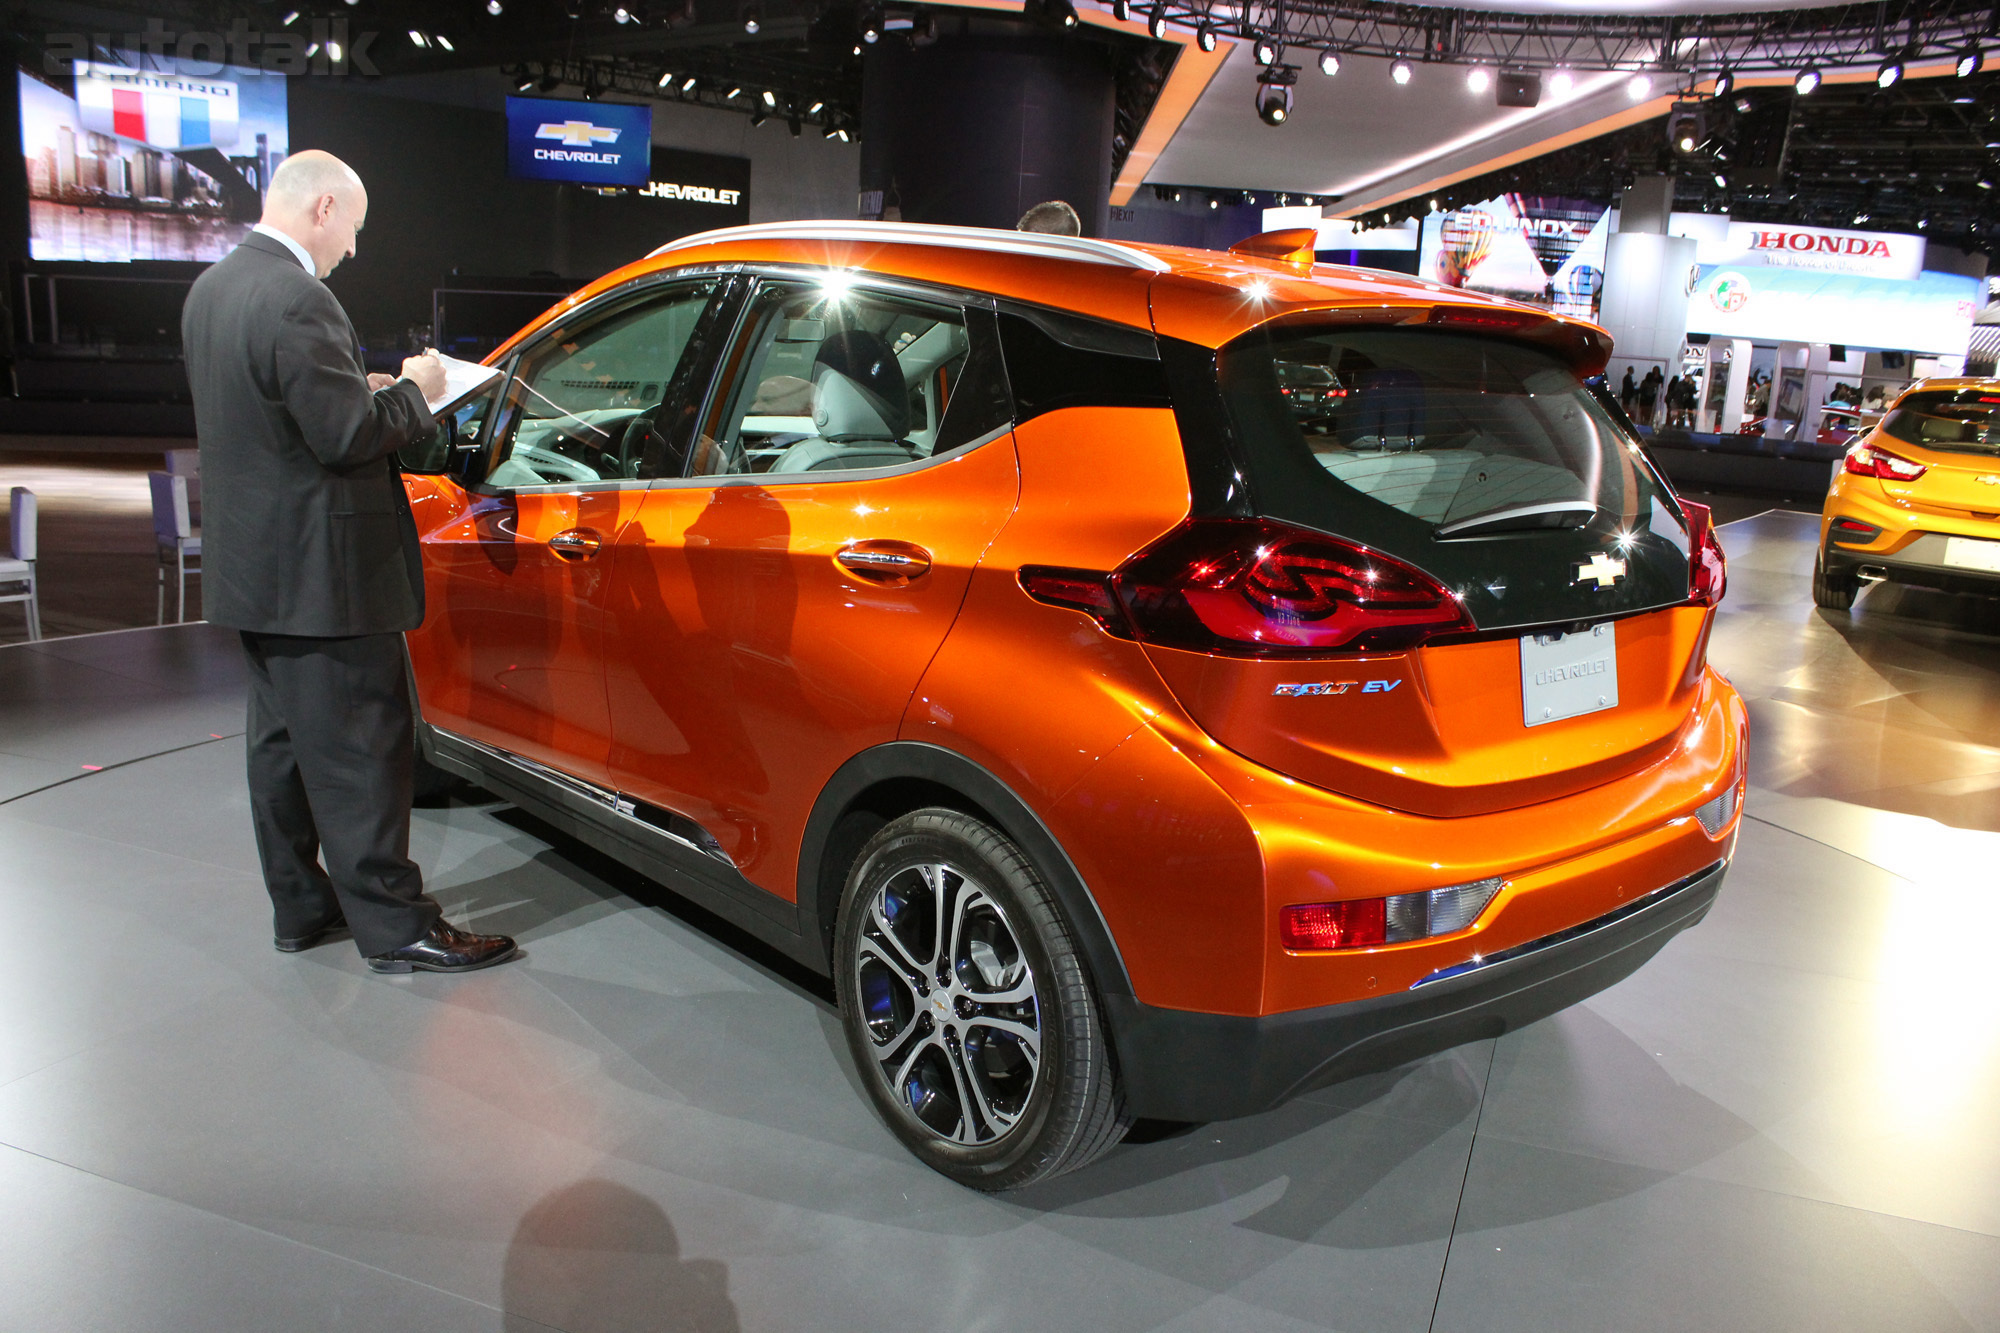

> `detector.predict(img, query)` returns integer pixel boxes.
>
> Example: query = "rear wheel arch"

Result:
[797,743,1134,1001]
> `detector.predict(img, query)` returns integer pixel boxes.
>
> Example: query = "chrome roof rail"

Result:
[648,219,1172,272]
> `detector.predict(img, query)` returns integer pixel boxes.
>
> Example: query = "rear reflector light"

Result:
[1020,518,1476,657]
[1843,443,1928,481]
[1829,517,1882,543]
[1281,876,1507,951]
[1427,305,1544,332]
[1679,500,1728,608]
[1695,784,1739,835]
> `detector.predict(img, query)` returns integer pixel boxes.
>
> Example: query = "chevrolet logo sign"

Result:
[1979,475,2000,486]
[537,121,621,147]
[1575,552,1627,588]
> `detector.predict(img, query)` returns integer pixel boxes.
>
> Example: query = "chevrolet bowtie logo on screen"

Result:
[506,95,650,187]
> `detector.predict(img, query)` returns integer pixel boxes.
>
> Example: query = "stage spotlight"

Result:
[1626,73,1652,101]
[1668,104,1702,154]
[515,67,537,92]
[1255,66,1296,125]
[1254,35,1279,66]
[1711,68,1732,97]
[657,69,674,86]
[743,7,760,33]
[1979,176,1994,191]
[486,0,502,12]
[282,10,301,23]
[1876,59,1902,88]
[1197,23,1216,52]
[1148,7,1166,39]
[1466,66,1490,93]
[612,7,630,23]
[1318,48,1340,77]
[436,34,454,50]
[1956,48,1984,77]
[1052,0,1079,29]
[1795,66,1821,94]
[750,107,768,127]
[861,9,881,42]
[808,100,824,114]
[726,84,743,98]
[1209,196,1219,210]
[1391,59,1412,85]
[681,74,699,91]
[1548,69,1574,98]
[761,88,777,106]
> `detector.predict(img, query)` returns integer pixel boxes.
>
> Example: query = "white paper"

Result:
[419,353,503,417]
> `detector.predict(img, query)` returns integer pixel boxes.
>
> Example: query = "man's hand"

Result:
[399,351,447,404]
[367,373,396,391]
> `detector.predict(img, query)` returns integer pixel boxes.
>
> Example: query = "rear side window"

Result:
[1213,327,1694,631]
[1881,388,2000,456]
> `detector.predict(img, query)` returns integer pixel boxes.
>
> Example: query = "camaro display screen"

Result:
[505,95,651,189]
[19,55,289,263]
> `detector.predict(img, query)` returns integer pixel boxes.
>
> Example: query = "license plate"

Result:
[1942,536,2000,573]
[1521,622,1618,727]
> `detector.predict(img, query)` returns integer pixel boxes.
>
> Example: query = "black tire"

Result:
[1812,553,1859,611]
[834,808,1129,1190]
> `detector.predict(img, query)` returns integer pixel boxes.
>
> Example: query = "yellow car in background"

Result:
[1814,379,2000,609]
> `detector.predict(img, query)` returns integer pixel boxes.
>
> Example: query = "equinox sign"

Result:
[1574,552,1628,588]
[537,120,621,147]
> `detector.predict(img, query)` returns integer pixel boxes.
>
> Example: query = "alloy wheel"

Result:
[851,861,1042,1145]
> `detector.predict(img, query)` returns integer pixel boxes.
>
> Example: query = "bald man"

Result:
[182,150,518,974]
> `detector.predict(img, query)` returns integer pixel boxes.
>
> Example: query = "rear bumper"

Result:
[1824,530,2000,595]
[1106,857,1726,1122]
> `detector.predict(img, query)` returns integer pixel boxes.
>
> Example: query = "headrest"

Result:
[812,330,909,442]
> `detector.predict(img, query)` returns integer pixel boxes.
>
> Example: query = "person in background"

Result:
[1018,200,1082,236]
[1665,373,1684,427]
[1638,367,1660,426]
[1621,365,1638,414]
[180,150,520,976]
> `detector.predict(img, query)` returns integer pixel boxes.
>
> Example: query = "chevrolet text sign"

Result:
[506,95,650,187]
[643,146,751,230]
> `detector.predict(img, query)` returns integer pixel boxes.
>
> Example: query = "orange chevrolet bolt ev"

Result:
[396,221,1745,1190]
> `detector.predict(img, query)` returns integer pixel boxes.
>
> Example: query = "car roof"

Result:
[497,219,1610,370]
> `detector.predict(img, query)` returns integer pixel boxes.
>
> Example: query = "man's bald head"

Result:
[260,150,368,279]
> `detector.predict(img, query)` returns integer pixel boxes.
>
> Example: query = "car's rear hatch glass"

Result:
[1149,323,1707,815]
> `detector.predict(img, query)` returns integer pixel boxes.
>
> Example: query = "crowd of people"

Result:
[1618,364,1702,429]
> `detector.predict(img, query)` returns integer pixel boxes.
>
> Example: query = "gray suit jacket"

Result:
[181,231,435,636]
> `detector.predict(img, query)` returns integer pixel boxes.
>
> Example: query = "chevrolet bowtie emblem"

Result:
[1575,551,1627,588]
[1979,475,2000,486]
[537,120,621,147]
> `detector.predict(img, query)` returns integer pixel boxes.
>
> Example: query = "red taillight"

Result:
[1427,305,1544,332]
[1017,567,1127,634]
[1281,899,1387,951]
[1680,500,1727,608]
[1842,443,1928,481]
[1113,518,1474,656]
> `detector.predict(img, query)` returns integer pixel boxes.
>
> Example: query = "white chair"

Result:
[164,447,200,476]
[0,486,39,641]
[149,471,201,624]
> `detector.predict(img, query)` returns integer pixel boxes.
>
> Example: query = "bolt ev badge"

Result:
[1273,679,1402,697]
[1574,551,1627,588]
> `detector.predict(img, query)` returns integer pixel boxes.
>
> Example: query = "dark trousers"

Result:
[240,630,441,956]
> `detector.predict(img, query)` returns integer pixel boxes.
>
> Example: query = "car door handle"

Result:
[548,527,605,561]
[836,540,933,586]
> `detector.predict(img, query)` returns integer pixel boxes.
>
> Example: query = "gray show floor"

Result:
[1,509,1997,1332]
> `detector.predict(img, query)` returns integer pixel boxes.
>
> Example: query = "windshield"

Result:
[1213,326,1694,631]
[1881,388,2000,457]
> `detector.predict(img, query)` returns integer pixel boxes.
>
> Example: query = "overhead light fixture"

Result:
[1047,0,1079,31]
[1197,23,1216,52]
[1668,105,1702,154]
[750,107,768,127]
[1795,66,1821,94]
[762,88,777,106]
[1734,96,1752,113]
[1255,67,1296,126]
[1876,59,1902,88]
[1148,6,1166,39]
[1626,73,1652,101]
[835,126,851,142]
[328,39,343,60]
[1318,48,1340,77]
[726,85,743,98]
[1391,59,1412,85]
[861,9,881,42]
[435,33,454,50]
[1466,67,1490,93]
[1209,196,1220,210]
[1854,211,1870,223]
[658,69,674,86]
[808,100,824,114]
[1957,48,1984,77]
[613,6,631,23]
[1254,35,1279,66]
[515,68,537,92]
[1980,176,1995,191]
[680,74,698,92]
[1711,68,1733,98]
[743,6,761,34]
[487,0,503,12]
[1713,172,1727,188]
[282,10,301,24]
[408,29,429,46]
[1548,69,1575,99]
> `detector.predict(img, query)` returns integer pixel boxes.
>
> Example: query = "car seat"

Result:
[770,330,918,473]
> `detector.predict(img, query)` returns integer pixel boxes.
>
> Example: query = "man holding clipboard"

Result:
[182,149,518,974]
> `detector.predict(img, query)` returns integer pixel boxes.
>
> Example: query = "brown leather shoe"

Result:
[366,920,520,974]
[275,910,349,953]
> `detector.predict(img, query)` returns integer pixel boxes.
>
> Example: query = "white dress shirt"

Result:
[250,223,316,275]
